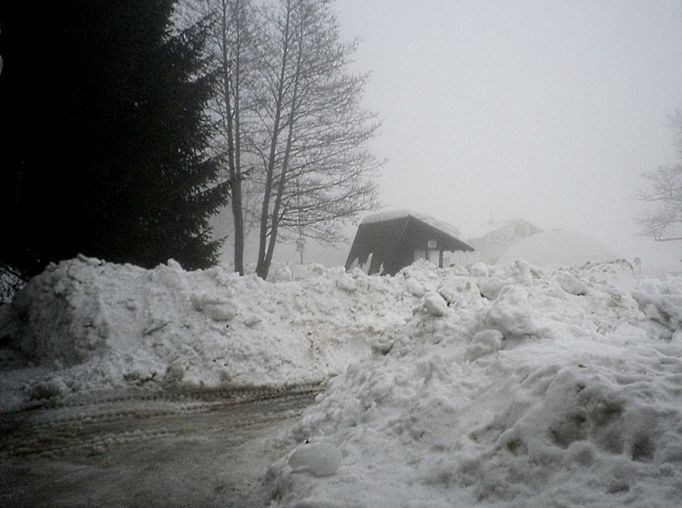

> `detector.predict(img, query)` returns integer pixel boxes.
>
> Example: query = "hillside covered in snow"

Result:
[1,256,681,506]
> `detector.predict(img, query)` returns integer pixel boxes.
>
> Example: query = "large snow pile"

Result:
[2,255,681,506]
[498,229,618,266]
[0,256,429,405]
[267,259,682,507]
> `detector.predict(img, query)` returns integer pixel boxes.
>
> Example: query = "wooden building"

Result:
[345,211,473,275]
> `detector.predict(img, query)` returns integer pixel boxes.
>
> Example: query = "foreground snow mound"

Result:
[0,257,434,402]
[267,261,682,507]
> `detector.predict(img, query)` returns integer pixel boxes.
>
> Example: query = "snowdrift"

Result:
[266,260,682,507]
[0,256,423,402]
[1,255,681,506]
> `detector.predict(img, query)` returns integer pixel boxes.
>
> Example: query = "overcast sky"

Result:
[328,0,682,273]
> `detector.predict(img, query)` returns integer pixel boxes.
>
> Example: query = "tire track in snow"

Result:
[6,380,325,411]
[0,383,322,459]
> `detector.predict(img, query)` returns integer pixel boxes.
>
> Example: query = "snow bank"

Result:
[266,260,682,507]
[0,256,430,403]
[2,254,681,506]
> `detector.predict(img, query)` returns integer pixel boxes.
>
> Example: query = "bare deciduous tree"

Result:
[637,164,682,241]
[637,114,682,242]
[253,0,379,279]
[196,0,260,275]
[194,0,379,277]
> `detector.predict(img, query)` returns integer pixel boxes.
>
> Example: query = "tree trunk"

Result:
[220,0,245,275]
[256,0,292,279]
[263,11,304,274]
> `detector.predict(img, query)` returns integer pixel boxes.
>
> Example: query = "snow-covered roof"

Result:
[466,218,539,241]
[361,209,461,238]
[497,229,619,265]
[361,209,412,224]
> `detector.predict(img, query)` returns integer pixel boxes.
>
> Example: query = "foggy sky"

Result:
[332,0,682,273]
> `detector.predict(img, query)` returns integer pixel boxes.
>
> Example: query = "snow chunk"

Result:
[335,275,356,292]
[466,329,503,360]
[288,440,342,477]
[404,277,425,297]
[424,292,448,316]
[555,271,588,296]
[631,278,682,329]
[190,292,236,321]
[477,277,506,300]
[271,264,294,282]
[481,286,540,339]
[468,262,488,278]
[163,360,185,385]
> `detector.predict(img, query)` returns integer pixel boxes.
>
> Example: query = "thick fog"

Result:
[326,0,682,273]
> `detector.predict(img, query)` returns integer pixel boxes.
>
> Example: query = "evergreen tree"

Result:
[0,0,228,279]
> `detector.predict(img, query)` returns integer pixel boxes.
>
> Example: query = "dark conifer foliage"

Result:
[0,1,228,279]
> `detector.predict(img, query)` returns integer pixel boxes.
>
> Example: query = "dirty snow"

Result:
[1,255,681,506]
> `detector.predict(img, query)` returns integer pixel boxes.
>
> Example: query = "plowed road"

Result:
[0,384,322,507]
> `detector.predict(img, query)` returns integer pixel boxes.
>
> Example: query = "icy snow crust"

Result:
[267,259,682,507]
[2,256,682,506]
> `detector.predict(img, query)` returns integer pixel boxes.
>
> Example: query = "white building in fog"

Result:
[457,218,542,265]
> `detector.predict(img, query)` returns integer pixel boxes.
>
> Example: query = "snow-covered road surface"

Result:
[1,384,322,507]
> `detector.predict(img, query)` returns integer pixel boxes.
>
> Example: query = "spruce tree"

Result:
[0,0,228,278]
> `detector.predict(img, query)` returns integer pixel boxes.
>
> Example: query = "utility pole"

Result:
[296,179,304,264]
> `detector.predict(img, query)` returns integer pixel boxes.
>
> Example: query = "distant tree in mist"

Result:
[190,0,261,276]
[192,0,380,279]
[0,0,228,280]
[637,113,682,242]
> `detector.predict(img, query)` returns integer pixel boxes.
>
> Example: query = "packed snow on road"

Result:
[1,255,681,506]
